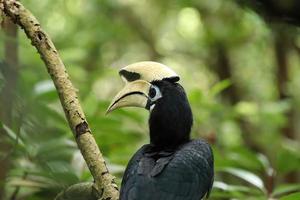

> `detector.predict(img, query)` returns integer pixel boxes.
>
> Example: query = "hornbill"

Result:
[107,61,214,200]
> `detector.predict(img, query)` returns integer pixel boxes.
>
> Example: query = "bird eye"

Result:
[149,87,156,98]
[149,85,162,101]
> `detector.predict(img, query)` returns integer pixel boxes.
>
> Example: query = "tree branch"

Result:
[0,0,119,199]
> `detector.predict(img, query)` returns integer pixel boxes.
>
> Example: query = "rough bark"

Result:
[0,0,119,199]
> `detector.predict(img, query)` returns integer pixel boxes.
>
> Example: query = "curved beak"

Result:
[106,80,151,114]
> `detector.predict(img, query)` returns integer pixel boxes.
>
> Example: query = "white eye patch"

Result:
[150,104,155,112]
[149,85,162,102]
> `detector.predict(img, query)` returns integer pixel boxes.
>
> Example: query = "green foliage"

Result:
[1,0,300,199]
[280,192,300,200]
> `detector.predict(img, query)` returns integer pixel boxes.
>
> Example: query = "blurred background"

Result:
[1,0,300,199]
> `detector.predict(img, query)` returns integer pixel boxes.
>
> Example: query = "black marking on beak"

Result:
[146,99,151,110]
[119,70,141,82]
[110,91,148,109]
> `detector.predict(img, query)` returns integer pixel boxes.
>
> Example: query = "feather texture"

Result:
[120,139,214,200]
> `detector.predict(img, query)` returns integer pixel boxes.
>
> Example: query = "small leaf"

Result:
[279,192,300,200]
[273,184,300,197]
[212,181,264,199]
[235,101,258,116]
[2,124,17,139]
[227,148,264,171]
[8,179,49,188]
[257,153,271,172]
[220,167,265,191]
[2,124,24,146]
[213,181,252,192]
[209,79,232,97]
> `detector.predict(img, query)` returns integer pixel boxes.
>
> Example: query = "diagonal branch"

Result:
[0,0,119,199]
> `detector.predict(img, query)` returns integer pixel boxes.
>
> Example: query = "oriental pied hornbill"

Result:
[107,61,214,200]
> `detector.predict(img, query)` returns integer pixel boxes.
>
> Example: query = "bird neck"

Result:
[148,100,193,150]
[149,125,191,150]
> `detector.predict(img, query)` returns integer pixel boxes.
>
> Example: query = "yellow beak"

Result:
[106,80,151,114]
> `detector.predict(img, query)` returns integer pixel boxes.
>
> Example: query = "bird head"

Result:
[107,61,192,148]
[106,61,180,113]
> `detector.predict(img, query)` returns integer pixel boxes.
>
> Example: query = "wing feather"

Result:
[120,140,214,200]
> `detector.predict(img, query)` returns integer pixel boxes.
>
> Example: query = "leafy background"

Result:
[1,0,300,199]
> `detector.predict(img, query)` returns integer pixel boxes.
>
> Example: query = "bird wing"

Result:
[120,140,214,200]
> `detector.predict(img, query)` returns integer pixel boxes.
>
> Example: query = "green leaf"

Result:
[8,179,49,188]
[220,167,265,191]
[277,147,300,174]
[235,101,258,116]
[257,153,272,172]
[226,148,264,171]
[213,181,252,192]
[279,192,300,200]
[212,181,264,199]
[209,79,232,97]
[2,124,24,146]
[2,124,17,140]
[273,184,300,197]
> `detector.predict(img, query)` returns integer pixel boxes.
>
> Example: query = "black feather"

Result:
[120,140,214,200]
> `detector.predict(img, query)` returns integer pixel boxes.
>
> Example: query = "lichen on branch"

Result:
[0,0,119,199]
